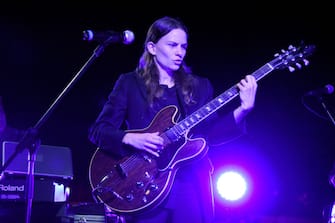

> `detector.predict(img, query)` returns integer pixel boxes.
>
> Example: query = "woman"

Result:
[88,16,257,223]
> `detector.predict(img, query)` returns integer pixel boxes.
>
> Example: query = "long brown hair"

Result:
[136,16,197,106]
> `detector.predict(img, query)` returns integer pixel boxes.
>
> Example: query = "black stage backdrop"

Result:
[1,2,334,222]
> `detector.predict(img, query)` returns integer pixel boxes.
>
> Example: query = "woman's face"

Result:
[148,28,188,73]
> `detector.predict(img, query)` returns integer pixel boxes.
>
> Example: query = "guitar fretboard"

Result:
[165,63,277,141]
[163,44,315,142]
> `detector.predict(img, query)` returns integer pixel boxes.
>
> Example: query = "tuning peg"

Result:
[288,66,295,72]
[287,45,296,51]
[303,59,309,66]
[295,63,302,69]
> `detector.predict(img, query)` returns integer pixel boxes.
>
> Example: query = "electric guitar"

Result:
[89,43,315,215]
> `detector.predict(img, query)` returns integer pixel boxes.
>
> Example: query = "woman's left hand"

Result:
[237,74,258,111]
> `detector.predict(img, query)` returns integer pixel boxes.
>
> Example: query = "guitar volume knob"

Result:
[136,181,144,188]
[126,194,134,201]
[150,184,158,190]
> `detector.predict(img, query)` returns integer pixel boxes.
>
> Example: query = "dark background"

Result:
[1,2,334,221]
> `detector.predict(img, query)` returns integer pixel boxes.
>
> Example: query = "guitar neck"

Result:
[166,63,275,141]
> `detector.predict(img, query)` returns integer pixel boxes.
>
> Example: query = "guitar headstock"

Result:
[272,42,316,72]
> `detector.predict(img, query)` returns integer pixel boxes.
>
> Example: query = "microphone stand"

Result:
[0,42,110,223]
[318,96,335,127]
[320,96,335,223]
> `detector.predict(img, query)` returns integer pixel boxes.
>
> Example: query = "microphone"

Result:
[82,29,135,45]
[304,84,335,97]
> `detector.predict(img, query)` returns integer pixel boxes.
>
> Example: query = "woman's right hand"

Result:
[122,132,164,157]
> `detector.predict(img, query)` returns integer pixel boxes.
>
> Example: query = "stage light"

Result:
[215,166,252,206]
[216,170,247,202]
